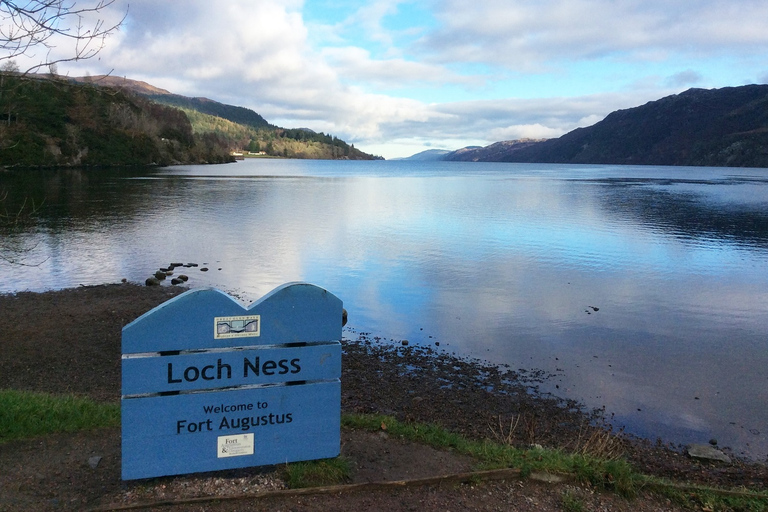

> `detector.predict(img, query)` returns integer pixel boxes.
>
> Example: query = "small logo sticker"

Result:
[218,433,255,458]
[214,315,260,339]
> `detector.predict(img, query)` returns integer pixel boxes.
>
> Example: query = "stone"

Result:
[88,456,102,469]
[688,444,731,464]
[145,277,161,286]
[530,471,568,484]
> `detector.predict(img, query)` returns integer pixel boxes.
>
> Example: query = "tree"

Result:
[0,0,125,74]
[0,0,125,265]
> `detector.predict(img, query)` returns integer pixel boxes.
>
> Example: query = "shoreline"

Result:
[0,283,765,493]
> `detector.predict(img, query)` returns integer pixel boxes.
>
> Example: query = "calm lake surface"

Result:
[2,159,767,460]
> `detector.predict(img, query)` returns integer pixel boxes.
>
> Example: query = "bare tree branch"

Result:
[0,0,126,74]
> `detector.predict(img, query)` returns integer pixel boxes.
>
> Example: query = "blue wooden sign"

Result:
[121,283,343,480]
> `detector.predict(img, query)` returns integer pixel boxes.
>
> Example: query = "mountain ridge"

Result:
[439,85,768,168]
[70,75,379,160]
[443,140,544,162]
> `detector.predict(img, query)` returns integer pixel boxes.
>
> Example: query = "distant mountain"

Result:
[443,140,544,162]
[476,85,768,168]
[398,149,452,161]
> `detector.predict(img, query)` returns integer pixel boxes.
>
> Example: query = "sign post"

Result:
[121,282,342,480]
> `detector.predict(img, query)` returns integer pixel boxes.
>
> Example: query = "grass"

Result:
[649,482,768,512]
[0,389,119,442]
[1,390,765,510]
[342,413,641,496]
[282,457,351,488]
[342,413,768,510]
[561,489,586,512]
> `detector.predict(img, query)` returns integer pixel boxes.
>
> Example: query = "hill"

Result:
[0,74,233,167]
[75,76,380,161]
[75,76,269,128]
[459,85,768,168]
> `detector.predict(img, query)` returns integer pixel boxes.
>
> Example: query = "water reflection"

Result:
[1,161,767,460]
[590,176,768,249]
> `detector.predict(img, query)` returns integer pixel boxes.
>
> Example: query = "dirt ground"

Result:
[0,283,765,511]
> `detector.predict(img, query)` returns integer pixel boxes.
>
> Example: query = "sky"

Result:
[24,0,768,159]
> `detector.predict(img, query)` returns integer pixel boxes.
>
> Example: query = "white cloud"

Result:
[420,0,768,68]
[488,124,564,142]
[321,46,477,88]
[47,0,768,159]
[337,0,406,47]
[666,70,704,87]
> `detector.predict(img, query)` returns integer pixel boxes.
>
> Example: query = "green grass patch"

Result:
[0,389,119,442]
[561,490,586,512]
[650,482,768,512]
[283,457,351,488]
[342,413,639,496]
[342,413,768,509]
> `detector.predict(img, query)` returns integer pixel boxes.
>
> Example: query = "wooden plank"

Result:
[122,343,340,395]
[121,382,340,480]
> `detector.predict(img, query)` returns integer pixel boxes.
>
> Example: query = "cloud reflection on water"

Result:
[1,161,767,459]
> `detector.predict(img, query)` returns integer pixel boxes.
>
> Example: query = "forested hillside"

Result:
[147,94,271,129]
[77,75,380,161]
[0,74,233,167]
[179,107,374,159]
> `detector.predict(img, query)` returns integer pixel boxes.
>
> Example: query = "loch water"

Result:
[2,159,767,460]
